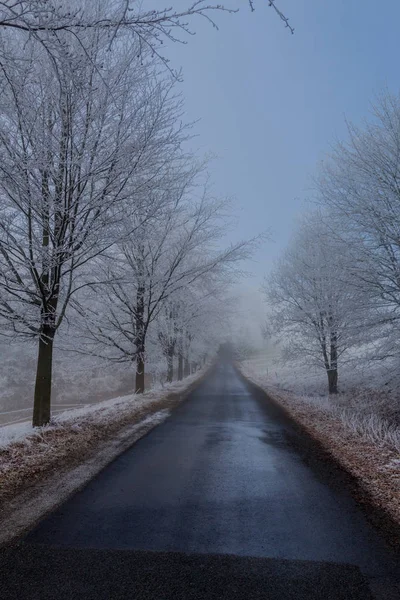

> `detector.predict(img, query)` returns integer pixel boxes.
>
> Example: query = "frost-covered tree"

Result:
[85,176,253,392]
[0,1,234,39]
[317,92,400,362]
[0,1,293,82]
[0,24,182,425]
[157,299,180,383]
[154,282,230,381]
[265,213,371,394]
[0,1,293,45]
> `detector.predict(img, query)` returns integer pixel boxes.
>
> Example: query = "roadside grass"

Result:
[283,393,400,454]
[240,355,400,543]
[242,351,400,454]
[0,371,205,513]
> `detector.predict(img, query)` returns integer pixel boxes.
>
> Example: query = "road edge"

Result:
[0,367,211,548]
[236,364,400,554]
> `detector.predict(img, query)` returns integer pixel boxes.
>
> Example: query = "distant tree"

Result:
[230,325,259,360]
[85,177,253,392]
[265,213,371,394]
[154,283,230,381]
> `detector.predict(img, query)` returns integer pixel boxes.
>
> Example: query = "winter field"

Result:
[0,370,203,450]
[242,344,400,452]
[0,341,200,427]
[241,344,400,530]
[0,368,205,545]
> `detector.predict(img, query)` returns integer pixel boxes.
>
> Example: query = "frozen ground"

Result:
[0,367,206,546]
[240,347,400,532]
[242,345,400,452]
[0,372,203,450]
[0,339,184,423]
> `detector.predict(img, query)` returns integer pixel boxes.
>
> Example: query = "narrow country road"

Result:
[1,362,399,599]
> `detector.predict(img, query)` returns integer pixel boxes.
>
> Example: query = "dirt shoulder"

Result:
[0,370,208,546]
[238,365,400,552]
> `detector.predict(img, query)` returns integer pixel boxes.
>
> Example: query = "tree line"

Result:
[265,93,400,395]
[0,0,273,427]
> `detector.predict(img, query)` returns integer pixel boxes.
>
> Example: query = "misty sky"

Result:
[149,0,400,285]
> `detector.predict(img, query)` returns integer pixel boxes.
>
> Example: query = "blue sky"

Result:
[157,1,400,284]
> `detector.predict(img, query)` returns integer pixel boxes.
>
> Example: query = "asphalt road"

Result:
[1,362,399,599]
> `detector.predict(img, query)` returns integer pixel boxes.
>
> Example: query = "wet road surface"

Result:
[1,362,399,599]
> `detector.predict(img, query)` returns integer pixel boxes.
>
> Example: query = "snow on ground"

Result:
[0,371,203,451]
[242,347,400,452]
[0,367,206,546]
[0,422,32,449]
[56,375,202,424]
[240,349,400,535]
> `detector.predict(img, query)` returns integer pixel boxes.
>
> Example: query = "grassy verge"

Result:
[238,363,400,551]
[0,370,208,545]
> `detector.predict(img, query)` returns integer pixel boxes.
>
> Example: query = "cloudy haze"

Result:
[156,0,400,284]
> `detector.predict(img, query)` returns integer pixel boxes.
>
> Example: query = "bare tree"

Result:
[155,286,222,381]
[317,92,400,362]
[0,1,292,39]
[157,300,180,383]
[265,213,370,394]
[85,177,254,392]
[0,1,293,73]
[0,25,185,425]
[0,1,233,35]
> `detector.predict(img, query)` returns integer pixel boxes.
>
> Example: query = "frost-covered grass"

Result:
[0,368,205,523]
[242,348,400,453]
[278,394,400,453]
[0,422,32,449]
[337,409,400,451]
[0,371,202,451]
[240,351,400,534]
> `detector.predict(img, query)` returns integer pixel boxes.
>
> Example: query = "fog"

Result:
[2,2,400,424]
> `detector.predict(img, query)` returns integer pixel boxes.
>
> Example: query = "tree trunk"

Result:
[167,348,174,383]
[327,369,338,394]
[33,327,55,427]
[135,352,145,393]
[184,357,190,377]
[135,277,146,393]
[329,329,338,394]
[178,353,183,381]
